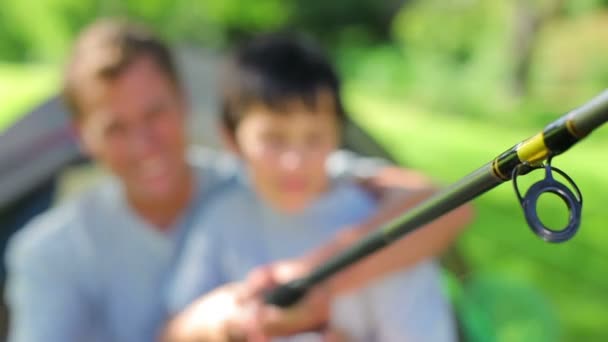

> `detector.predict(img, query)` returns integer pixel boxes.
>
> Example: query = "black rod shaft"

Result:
[309,166,498,284]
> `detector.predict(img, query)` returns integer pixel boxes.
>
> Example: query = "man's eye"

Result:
[145,110,163,124]
[106,123,127,139]
[146,104,169,122]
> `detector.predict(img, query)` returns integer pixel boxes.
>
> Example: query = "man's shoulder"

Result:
[188,146,238,180]
[7,206,78,273]
[326,149,390,180]
[6,183,116,271]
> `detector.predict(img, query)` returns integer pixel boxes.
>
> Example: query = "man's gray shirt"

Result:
[4,148,384,342]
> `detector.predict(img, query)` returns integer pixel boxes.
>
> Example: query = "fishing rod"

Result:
[265,89,608,308]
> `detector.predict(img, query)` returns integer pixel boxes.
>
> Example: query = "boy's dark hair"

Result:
[63,18,181,118]
[220,33,346,133]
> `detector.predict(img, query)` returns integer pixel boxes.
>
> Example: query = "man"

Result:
[5,18,472,342]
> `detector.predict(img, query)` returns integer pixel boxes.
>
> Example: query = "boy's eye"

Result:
[263,133,286,147]
[305,133,324,147]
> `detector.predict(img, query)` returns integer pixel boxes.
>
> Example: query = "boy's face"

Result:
[232,93,340,213]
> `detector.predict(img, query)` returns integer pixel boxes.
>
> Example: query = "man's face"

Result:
[232,94,340,213]
[76,57,189,202]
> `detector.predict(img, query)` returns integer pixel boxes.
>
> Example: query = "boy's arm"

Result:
[165,226,227,315]
[245,165,473,338]
[160,283,247,342]
[161,222,236,341]
[280,165,473,295]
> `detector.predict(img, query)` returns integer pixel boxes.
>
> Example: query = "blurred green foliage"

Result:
[0,0,402,62]
[0,64,58,131]
[2,0,608,340]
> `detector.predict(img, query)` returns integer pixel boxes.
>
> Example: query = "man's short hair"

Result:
[220,33,346,133]
[63,18,181,118]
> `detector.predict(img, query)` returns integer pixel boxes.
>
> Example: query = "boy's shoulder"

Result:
[194,168,379,236]
[321,179,377,211]
[197,175,258,224]
[304,180,378,230]
[204,175,378,221]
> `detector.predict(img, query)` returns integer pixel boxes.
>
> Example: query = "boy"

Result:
[167,34,456,341]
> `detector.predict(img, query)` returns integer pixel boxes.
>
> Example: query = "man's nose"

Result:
[129,126,157,156]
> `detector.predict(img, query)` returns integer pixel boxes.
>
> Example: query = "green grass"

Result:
[346,87,608,341]
[0,63,59,133]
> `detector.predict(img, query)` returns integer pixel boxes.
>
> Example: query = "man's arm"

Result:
[325,165,474,294]
[267,165,473,295]
[5,225,95,342]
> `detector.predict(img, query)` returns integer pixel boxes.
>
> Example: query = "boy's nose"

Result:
[280,149,304,171]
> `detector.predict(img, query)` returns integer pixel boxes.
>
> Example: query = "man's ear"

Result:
[71,121,94,157]
[178,92,191,122]
[219,124,241,155]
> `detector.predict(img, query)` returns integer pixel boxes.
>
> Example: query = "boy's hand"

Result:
[161,283,250,342]
[240,264,332,339]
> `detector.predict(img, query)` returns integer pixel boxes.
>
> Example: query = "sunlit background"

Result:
[1,0,607,341]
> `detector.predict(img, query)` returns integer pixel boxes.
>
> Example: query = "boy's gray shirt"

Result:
[167,168,456,342]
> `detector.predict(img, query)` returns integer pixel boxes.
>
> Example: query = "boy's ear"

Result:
[219,124,241,155]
